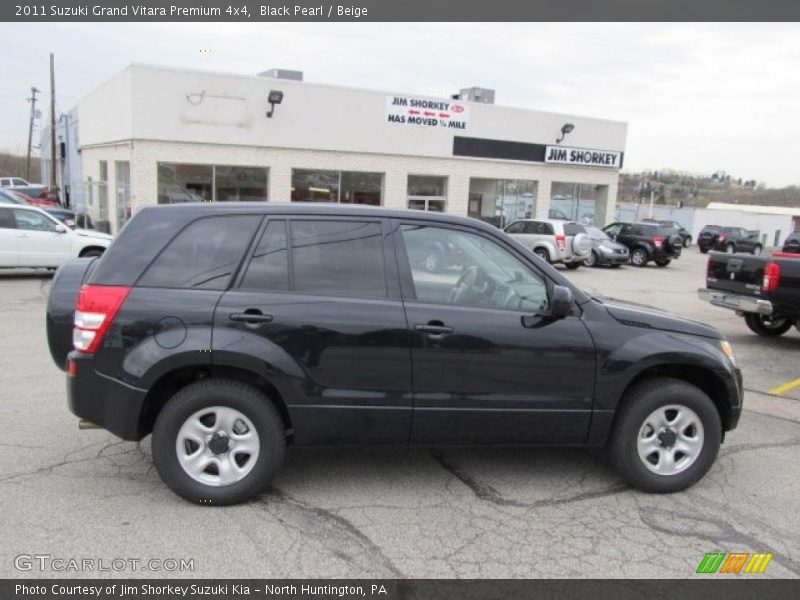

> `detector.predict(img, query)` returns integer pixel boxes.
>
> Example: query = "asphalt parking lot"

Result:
[1,248,799,579]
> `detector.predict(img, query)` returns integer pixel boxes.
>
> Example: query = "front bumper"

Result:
[67,351,148,441]
[697,288,773,315]
[598,250,629,265]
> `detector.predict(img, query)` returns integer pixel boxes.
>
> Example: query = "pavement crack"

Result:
[259,487,404,577]
[637,505,800,577]
[429,449,627,508]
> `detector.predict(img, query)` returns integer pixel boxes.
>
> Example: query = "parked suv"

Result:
[47,204,742,505]
[504,219,591,269]
[783,232,800,254]
[643,219,692,248]
[602,222,683,267]
[697,225,763,255]
[0,205,111,268]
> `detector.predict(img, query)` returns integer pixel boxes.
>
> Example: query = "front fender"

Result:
[594,330,738,413]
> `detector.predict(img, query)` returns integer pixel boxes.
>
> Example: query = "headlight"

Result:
[720,340,736,365]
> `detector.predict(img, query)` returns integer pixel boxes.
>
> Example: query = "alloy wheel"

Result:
[176,406,260,486]
[637,404,704,476]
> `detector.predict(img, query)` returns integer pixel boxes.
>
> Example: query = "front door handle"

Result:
[229,311,273,324]
[414,322,454,335]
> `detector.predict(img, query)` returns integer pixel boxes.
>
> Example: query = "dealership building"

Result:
[42,64,627,233]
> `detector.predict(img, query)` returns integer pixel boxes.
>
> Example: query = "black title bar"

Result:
[4,0,800,21]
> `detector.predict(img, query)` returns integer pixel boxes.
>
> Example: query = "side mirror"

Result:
[550,284,574,318]
[54,223,67,233]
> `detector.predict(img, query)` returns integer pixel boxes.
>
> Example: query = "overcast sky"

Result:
[1,22,798,186]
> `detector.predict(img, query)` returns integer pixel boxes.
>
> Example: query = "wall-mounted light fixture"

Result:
[267,90,284,118]
[556,122,575,144]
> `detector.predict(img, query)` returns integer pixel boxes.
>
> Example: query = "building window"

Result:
[214,166,269,202]
[114,161,130,230]
[157,163,268,203]
[291,169,383,206]
[407,175,447,212]
[467,178,537,228]
[550,182,608,225]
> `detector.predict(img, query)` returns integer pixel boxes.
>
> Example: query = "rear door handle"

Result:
[414,323,454,335]
[229,311,273,324]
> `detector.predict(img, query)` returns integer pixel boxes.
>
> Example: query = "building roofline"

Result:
[123,62,628,127]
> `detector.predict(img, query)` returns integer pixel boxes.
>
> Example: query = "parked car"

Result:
[602,222,683,267]
[583,226,630,267]
[643,219,692,248]
[40,207,94,230]
[697,225,763,255]
[0,189,25,205]
[0,176,52,200]
[504,218,591,269]
[699,252,800,337]
[0,205,111,268]
[782,231,800,254]
[47,204,742,505]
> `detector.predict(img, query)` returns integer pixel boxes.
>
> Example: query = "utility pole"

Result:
[49,53,58,196]
[25,87,40,181]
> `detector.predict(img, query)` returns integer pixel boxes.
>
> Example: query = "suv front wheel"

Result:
[607,378,721,493]
[152,379,286,505]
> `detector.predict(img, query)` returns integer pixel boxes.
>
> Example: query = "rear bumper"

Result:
[67,352,148,441]
[697,288,773,315]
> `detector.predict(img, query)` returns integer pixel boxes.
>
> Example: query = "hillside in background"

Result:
[0,152,41,182]
[619,170,800,208]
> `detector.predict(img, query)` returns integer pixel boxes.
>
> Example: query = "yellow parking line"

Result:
[769,378,800,396]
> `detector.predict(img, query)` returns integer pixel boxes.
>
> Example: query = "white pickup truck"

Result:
[0,204,112,268]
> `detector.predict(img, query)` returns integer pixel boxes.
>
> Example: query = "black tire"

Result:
[80,248,104,258]
[610,264,622,268]
[699,247,709,254]
[682,236,692,248]
[631,247,648,267]
[533,248,550,263]
[565,261,581,270]
[152,378,286,506]
[655,258,671,267]
[584,251,598,267]
[422,249,443,273]
[725,243,736,254]
[607,377,721,493]
[744,313,793,337]
[752,245,762,256]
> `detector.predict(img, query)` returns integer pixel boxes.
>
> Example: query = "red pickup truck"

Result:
[698,250,800,336]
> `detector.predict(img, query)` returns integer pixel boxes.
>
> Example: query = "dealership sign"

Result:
[545,145,622,168]
[386,95,469,130]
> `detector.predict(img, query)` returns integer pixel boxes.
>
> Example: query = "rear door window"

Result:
[240,220,289,291]
[290,220,386,298]
[138,215,260,289]
[504,221,525,234]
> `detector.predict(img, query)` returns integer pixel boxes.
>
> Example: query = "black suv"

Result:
[782,231,800,254]
[642,219,692,248]
[602,222,683,267]
[697,225,763,255]
[47,204,742,505]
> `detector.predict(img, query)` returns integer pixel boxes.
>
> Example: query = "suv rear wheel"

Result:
[682,236,692,248]
[744,313,793,337]
[752,244,763,256]
[533,248,550,263]
[607,378,721,493]
[583,250,598,267]
[725,243,736,254]
[630,248,648,267]
[152,379,285,505]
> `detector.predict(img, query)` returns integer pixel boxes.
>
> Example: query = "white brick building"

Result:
[61,64,628,233]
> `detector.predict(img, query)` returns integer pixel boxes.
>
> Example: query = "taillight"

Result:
[762,262,780,292]
[651,236,664,245]
[72,285,131,353]
[718,233,727,242]
[555,234,566,251]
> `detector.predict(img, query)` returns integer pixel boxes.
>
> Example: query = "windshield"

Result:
[586,226,609,241]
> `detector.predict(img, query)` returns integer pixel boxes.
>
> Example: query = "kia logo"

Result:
[451,105,465,113]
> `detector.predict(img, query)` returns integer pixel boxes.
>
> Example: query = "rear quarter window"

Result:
[138,215,260,290]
